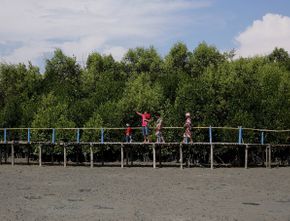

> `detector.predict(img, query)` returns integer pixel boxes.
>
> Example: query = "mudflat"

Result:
[0,165,290,221]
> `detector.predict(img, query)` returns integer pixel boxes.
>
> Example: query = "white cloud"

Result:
[0,0,212,67]
[103,46,128,61]
[235,13,290,57]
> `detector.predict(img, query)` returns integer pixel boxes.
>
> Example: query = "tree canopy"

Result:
[1,43,290,133]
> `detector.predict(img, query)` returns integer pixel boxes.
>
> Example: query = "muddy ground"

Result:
[0,165,290,221]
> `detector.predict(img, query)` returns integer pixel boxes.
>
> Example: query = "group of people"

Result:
[125,111,193,144]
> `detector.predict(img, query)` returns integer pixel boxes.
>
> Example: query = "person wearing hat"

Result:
[125,123,133,143]
[183,112,193,144]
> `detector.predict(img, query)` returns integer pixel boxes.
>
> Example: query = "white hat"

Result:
[126,123,130,127]
[185,112,190,117]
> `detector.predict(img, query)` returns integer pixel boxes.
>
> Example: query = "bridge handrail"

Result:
[0,126,290,131]
[0,126,289,145]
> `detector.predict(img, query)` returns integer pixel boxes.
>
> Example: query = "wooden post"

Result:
[268,145,271,169]
[39,144,42,167]
[180,144,183,169]
[130,147,133,166]
[5,145,7,163]
[265,146,269,168]
[245,145,248,169]
[210,144,214,170]
[101,147,104,166]
[126,146,129,166]
[0,146,2,165]
[63,145,67,167]
[159,145,162,167]
[90,144,93,168]
[27,145,30,165]
[121,145,124,168]
[11,143,14,166]
[153,144,156,169]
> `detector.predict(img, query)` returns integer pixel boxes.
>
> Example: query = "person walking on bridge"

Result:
[136,111,151,143]
[183,112,193,144]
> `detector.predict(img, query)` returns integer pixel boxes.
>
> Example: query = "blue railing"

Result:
[0,127,289,144]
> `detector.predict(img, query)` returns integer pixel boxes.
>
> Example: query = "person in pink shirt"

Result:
[183,112,193,144]
[136,111,150,143]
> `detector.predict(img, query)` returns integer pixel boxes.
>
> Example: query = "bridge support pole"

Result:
[130,147,133,167]
[5,145,7,163]
[159,145,162,167]
[0,146,1,165]
[153,144,156,169]
[210,144,214,170]
[27,145,30,165]
[268,145,271,169]
[90,144,93,168]
[11,143,14,166]
[64,145,67,168]
[179,144,183,169]
[121,144,124,168]
[39,144,42,167]
[265,146,269,168]
[245,145,248,169]
[126,147,129,166]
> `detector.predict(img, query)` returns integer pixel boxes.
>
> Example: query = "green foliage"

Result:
[0,63,42,127]
[32,92,75,152]
[122,46,162,74]
[82,112,103,142]
[119,73,164,113]
[189,42,225,77]
[1,45,290,158]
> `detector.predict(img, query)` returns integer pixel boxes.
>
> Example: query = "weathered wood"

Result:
[1,141,280,146]
[245,145,248,169]
[210,144,214,170]
[64,146,67,167]
[90,144,93,168]
[51,146,54,165]
[187,148,191,168]
[39,145,42,167]
[126,148,129,166]
[130,147,133,166]
[0,146,2,164]
[101,147,104,166]
[27,145,30,165]
[265,146,269,168]
[153,144,156,169]
[121,145,124,168]
[2,141,290,169]
[159,145,162,167]
[179,144,183,169]
[11,144,14,166]
[268,145,272,168]
[5,145,7,163]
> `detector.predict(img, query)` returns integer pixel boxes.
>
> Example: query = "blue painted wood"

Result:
[209,126,212,143]
[28,128,31,143]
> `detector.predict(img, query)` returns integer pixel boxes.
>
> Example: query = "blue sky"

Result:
[1,0,290,70]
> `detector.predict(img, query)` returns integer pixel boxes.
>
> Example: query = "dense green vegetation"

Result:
[1,42,290,148]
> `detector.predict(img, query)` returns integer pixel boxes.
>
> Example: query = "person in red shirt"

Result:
[136,111,150,143]
[125,123,132,143]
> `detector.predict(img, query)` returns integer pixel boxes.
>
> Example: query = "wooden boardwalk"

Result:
[1,141,290,169]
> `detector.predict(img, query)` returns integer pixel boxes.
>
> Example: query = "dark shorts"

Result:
[142,126,149,136]
[125,135,132,143]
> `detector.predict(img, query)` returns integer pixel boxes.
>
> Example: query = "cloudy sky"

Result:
[1,0,290,70]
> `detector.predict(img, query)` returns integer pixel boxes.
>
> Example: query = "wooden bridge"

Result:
[0,126,290,169]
